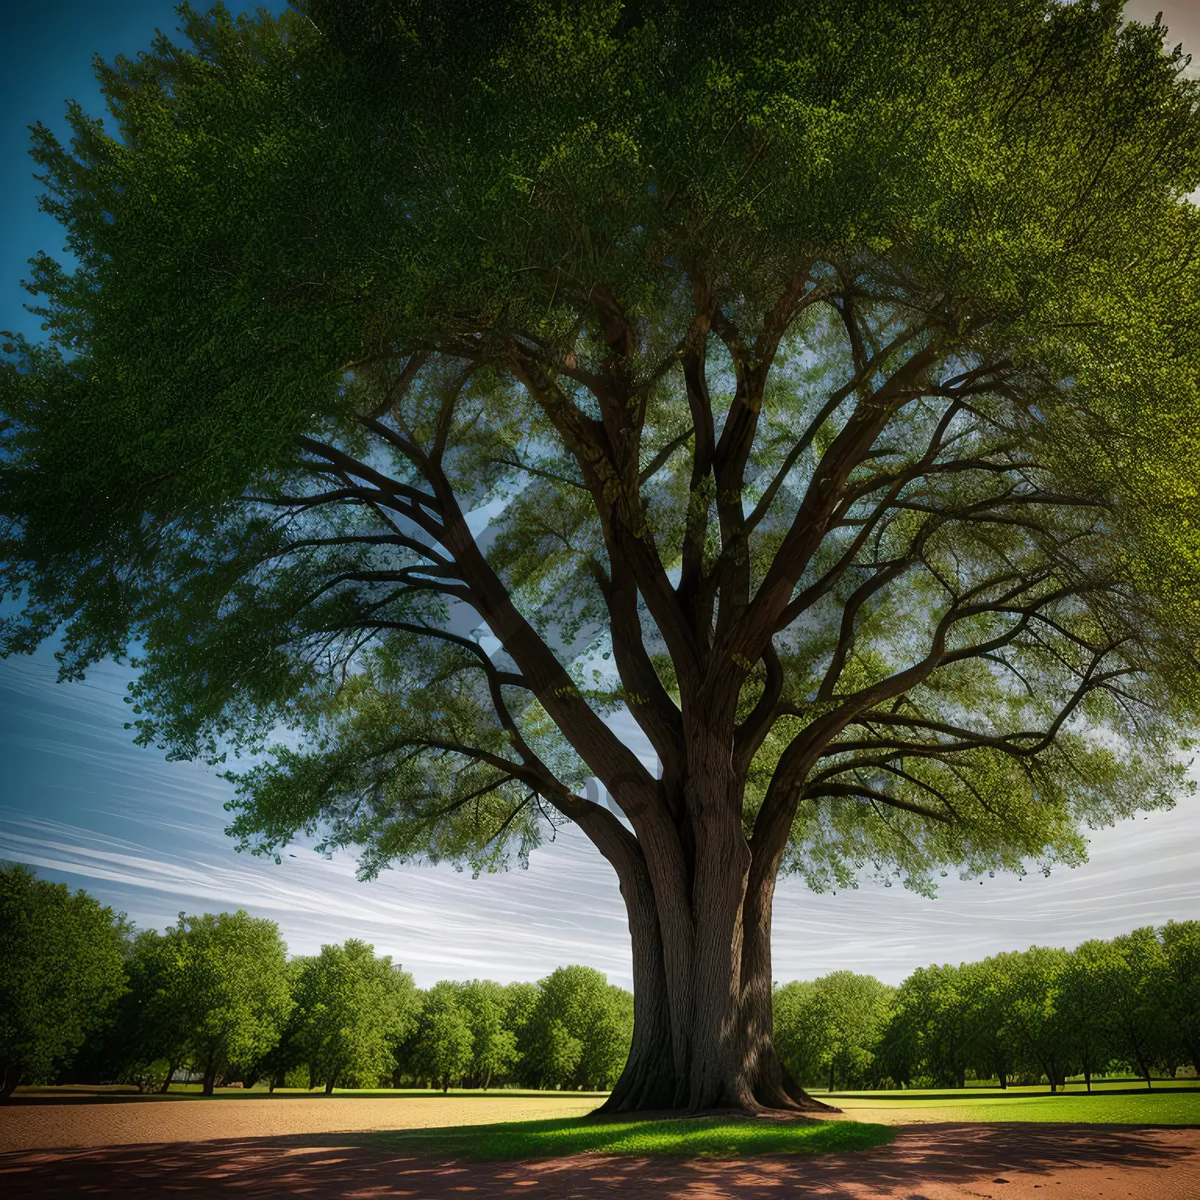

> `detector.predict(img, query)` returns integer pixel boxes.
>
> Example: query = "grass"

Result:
[825,1078,1200,1099]
[366,1114,893,1160]
[836,1089,1200,1125]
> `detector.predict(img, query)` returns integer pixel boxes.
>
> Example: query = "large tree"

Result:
[3,0,1200,1113]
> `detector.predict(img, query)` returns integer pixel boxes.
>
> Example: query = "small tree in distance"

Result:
[1059,940,1117,1093]
[459,979,517,1090]
[146,911,293,1095]
[0,864,127,1097]
[409,982,473,1092]
[290,939,416,1093]
[778,971,893,1093]
[4,0,1200,1112]
[1159,921,1200,1077]
[518,966,634,1091]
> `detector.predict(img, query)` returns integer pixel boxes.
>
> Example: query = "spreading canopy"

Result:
[3,2,1200,1105]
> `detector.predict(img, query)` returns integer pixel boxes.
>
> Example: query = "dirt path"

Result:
[0,1094,599,1152]
[0,1122,1196,1198]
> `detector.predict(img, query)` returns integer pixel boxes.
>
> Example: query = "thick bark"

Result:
[324,1077,336,1096]
[599,755,838,1116]
[158,1059,176,1095]
[0,1063,20,1100]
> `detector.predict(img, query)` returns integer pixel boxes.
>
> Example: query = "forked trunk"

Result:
[598,758,837,1116]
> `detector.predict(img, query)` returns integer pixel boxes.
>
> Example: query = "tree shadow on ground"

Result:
[0,1122,1196,1198]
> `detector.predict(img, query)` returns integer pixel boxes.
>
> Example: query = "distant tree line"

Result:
[0,864,632,1097]
[1,863,1195,1098]
[775,926,1200,1092]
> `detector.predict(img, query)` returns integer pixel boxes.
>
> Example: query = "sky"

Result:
[1,1,1199,990]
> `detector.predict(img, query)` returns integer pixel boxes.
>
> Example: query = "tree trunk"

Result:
[324,1077,335,1096]
[158,1059,177,1094]
[1084,1064,1091,1093]
[597,760,838,1116]
[0,1064,20,1100]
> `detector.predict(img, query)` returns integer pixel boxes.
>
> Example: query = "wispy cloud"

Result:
[2,648,1197,987]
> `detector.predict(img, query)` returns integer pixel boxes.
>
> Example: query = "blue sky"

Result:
[1,1,1198,988]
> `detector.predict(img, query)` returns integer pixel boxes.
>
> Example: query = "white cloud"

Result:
[2,647,1198,988]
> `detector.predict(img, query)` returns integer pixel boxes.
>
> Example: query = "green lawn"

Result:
[825,1078,1200,1098]
[836,1089,1200,1125]
[367,1114,893,1160]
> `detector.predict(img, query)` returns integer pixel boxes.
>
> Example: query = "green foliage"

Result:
[989,947,1074,1089]
[408,981,474,1090]
[774,971,893,1090]
[2,0,1198,910]
[861,924,1195,1092]
[289,939,417,1091]
[1056,939,1118,1089]
[517,966,634,1090]
[459,979,518,1089]
[882,964,973,1088]
[1105,928,1173,1086]
[0,864,128,1095]
[99,929,189,1091]
[141,910,293,1092]
[1159,921,1200,1075]
[371,1114,893,1160]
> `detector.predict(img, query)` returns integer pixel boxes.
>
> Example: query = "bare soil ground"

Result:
[0,1094,600,1152]
[1,1098,1197,1198]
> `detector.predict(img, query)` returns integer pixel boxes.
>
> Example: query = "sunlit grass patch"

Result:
[836,1090,1200,1125]
[369,1115,892,1160]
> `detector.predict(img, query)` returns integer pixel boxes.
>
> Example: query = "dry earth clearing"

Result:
[0,1093,600,1152]
[1,1095,1197,1197]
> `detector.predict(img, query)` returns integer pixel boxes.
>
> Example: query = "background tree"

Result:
[773,980,821,1087]
[501,981,542,1088]
[888,965,973,1088]
[1105,928,1172,1089]
[4,0,1200,1113]
[1002,947,1072,1091]
[110,929,186,1093]
[410,981,473,1091]
[147,911,292,1094]
[518,966,634,1090]
[459,979,518,1089]
[774,972,892,1091]
[0,864,127,1097]
[1159,921,1200,1077]
[290,939,415,1093]
[248,956,310,1092]
[1057,940,1117,1093]
[960,957,1019,1089]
